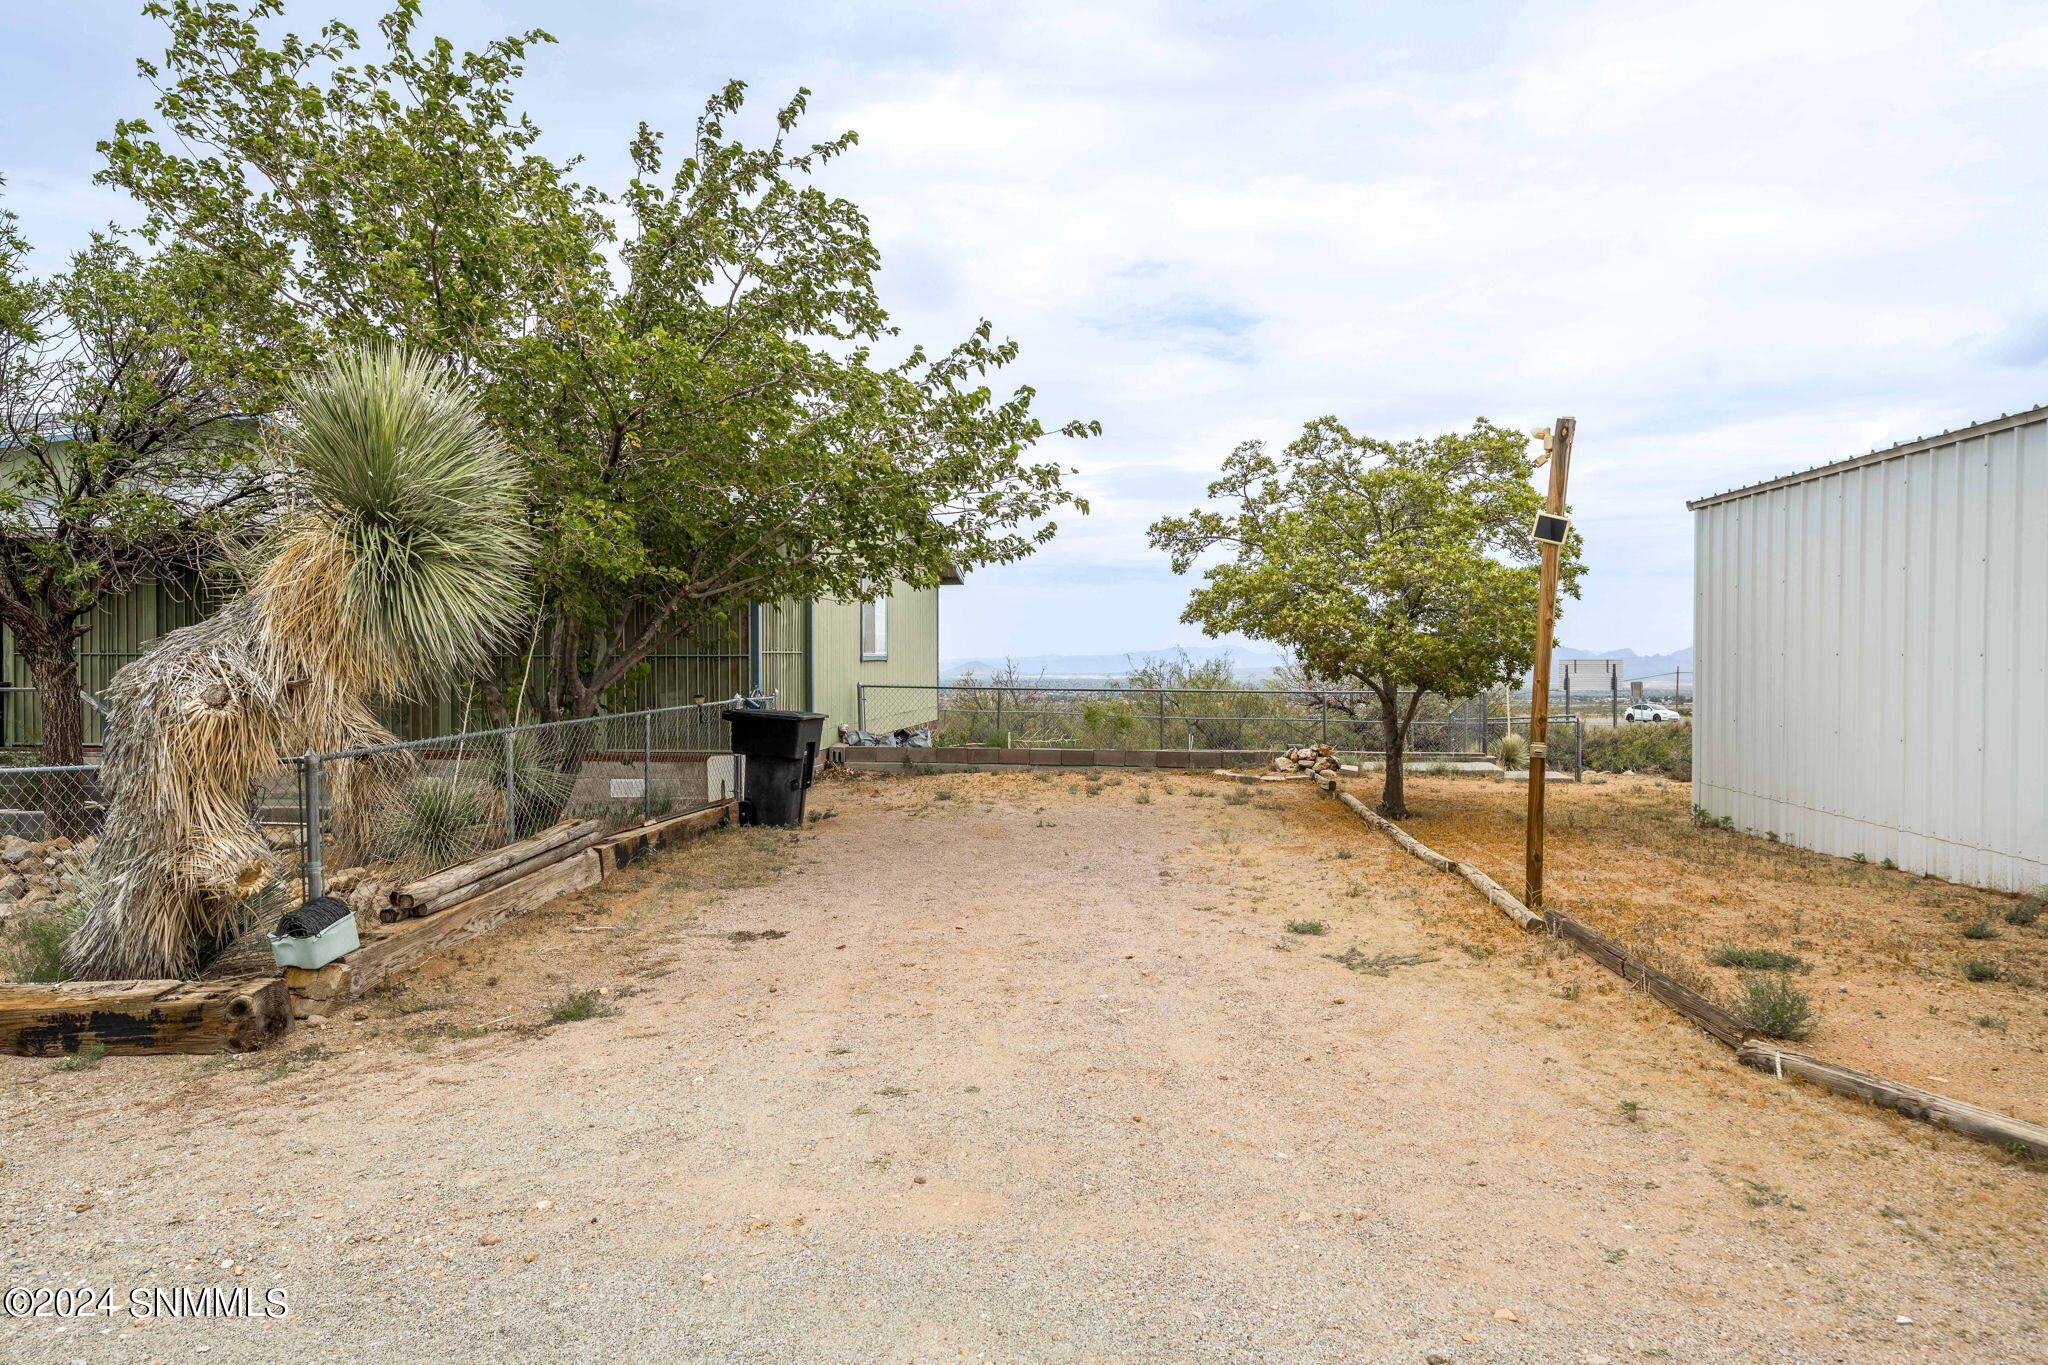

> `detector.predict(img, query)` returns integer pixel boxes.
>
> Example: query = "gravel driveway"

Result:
[3,772,2042,1363]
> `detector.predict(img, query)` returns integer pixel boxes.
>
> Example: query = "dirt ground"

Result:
[1394,772,2048,1123]
[2,769,2044,1363]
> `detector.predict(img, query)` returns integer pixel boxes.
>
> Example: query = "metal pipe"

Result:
[746,603,764,695]
[303,752,325,901]
[504,731,518,845]
[307,695,755,762]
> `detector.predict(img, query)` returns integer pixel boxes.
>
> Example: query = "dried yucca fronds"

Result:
[65,349,530,980]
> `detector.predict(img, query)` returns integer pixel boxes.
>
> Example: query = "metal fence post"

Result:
[303,752,325,901]
[1575,716,1584,782]
[1157,689,1168,748]
[857,685,867,734]
[504,730,518,844]
[643,709,655,822]
[994,686,1004,746]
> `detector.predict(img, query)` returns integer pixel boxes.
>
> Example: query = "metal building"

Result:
[1689,407,2048,891]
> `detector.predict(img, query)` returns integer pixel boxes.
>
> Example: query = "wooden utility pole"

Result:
[1524,416,1576,912]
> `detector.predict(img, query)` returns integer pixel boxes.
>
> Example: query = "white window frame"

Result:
[860,595,889,661]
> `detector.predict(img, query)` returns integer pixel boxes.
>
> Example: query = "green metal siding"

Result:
[803,582,942,739]
[756,600,808,711]
[2,574,224,747]
[0,575,931,747]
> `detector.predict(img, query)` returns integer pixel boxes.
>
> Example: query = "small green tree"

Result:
[1149,417,1581,817]
[0,197,302,781]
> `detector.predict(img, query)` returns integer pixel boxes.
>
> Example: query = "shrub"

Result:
[2006,895,2044,927]
[6,903,84,983]
[1286,919,1329,936]
[1490,733,1529,770]
[1962,920,2001,941]
[1708,945,1809,973]
[1964,960,2005,983]
[1735,972,1815,1040]
[1578,720,1692,780]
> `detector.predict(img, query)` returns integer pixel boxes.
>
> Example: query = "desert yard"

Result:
[2,769,2044,1363]
[1396,773,2048,1124]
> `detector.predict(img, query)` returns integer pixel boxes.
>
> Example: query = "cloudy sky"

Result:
[11,1,2048,661]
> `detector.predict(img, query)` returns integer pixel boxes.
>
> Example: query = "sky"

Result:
[9,0,2048,661]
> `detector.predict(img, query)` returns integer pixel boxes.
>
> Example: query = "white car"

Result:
[1623,703,1682,723]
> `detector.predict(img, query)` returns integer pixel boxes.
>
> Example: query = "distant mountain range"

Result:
[1555,646,1694,680]
[941,645,1286,681]
[941,643,1691,684]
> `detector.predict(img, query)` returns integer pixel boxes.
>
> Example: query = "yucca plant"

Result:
[1491,732,1530,770]
[377,775,495,872]
[68,348,532,980]
[476,730,579,841]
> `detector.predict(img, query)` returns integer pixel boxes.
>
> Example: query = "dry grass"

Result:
[1393,773,2048,1122]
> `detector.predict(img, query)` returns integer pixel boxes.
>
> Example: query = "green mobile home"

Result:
[3,576,955,750]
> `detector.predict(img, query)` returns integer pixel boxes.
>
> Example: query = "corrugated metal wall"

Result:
[756,600,808,712]
[806,583,942,740]
[1,574,224,747]
[1692,410,2048,891]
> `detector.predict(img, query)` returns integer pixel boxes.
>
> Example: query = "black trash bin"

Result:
[723,708,828,826]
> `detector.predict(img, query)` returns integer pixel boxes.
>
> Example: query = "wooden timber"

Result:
[595,802,733,877]
[1548,912,1756,1048]
[389,819,606,912]
[1738,1040,2048,1160]
[292,848,602,1007]
[403,824,615,919]
[1337,791,1542,931]
[0,976,291,1056]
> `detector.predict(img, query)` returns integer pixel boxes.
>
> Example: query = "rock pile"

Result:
[1272,744,1341,776]
[324,866,395,921]
[0,834,92,918]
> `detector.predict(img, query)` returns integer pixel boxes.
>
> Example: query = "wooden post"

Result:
[1525,417,1575,911]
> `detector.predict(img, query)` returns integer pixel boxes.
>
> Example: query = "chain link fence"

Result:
[0,695,763,925]
[857,683,1530,755]
[293,695,763,899]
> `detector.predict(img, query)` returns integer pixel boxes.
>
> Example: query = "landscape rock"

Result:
[1270,745,1341,776]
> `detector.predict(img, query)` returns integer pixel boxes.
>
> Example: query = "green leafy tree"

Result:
[104,1,1094,723]
[1150,417,1582,817]
[0,199,303,778]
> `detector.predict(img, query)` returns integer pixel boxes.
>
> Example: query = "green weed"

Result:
[52,1041,107,1072]
[1708,945,1809,973]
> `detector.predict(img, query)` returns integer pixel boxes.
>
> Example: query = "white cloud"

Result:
[19,0,2048,658]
